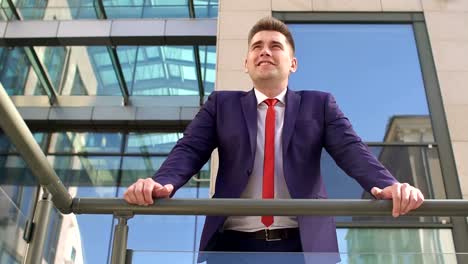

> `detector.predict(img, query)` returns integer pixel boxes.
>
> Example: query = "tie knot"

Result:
[264,98,278,107]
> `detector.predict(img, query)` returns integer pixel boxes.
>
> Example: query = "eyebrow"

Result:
[250,40,284,48]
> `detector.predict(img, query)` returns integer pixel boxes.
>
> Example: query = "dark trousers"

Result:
[205,230,305,264]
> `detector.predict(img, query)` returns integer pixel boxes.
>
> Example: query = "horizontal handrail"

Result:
[72,198,468,216]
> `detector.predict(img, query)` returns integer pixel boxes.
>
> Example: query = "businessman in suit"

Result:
[124,17,424,263]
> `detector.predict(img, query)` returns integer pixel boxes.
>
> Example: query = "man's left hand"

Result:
[371,183,424,218]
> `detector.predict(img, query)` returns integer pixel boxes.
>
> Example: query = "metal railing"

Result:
[2,84,468,264]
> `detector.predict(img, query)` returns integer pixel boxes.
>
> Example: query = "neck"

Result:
[253,80,288,98]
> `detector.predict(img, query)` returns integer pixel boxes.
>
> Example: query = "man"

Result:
[124,17,424,263]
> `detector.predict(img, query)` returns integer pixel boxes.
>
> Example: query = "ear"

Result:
[290,57,298,73]
[244,58,248,73]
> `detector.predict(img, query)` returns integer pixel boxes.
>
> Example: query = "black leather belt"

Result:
[223,228,300,241]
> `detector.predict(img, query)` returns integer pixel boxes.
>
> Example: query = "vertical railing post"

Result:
[111,212,133,264]
[24,189,53,264]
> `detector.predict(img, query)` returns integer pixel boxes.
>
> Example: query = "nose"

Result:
[260,46,271,56]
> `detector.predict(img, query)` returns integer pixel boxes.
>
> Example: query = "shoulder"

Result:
[206,90,252,103]
[291,89,333,103]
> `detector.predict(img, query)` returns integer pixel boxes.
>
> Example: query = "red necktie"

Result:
[262,98,278,227]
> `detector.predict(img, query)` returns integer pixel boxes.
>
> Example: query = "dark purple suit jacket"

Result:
[154,89,397,259]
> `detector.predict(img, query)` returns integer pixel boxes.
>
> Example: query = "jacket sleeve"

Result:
[153,92,218,195]
[323,93,398,193]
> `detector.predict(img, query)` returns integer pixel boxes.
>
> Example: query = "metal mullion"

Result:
[94,0,108,19]
[4,0,58,104]
[412,20,468,258]
[107,46,130,105]
[188,0,195,18]
[193,46,205,105]
[5,0,22,20]
[93,1,131,105]
[23,47,58,105]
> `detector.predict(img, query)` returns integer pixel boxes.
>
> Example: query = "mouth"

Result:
[256,61,275,66]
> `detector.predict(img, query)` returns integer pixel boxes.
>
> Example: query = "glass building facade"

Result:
[1,1,467,263]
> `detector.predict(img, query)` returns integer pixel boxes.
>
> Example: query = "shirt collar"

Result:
[254,88,287,106]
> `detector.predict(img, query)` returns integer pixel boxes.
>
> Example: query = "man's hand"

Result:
[123,178,174,206]
[371,183,424,218]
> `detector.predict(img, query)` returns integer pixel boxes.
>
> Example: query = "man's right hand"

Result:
[123,178,174,206]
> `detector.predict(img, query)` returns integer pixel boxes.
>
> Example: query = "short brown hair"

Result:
[247,17,296,54]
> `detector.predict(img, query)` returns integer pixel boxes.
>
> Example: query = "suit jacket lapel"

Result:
[240,89,257,157]
[282,89,300,155]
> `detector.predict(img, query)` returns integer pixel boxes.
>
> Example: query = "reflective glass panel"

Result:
[0,48,46,95]
[194,0,218,18]
[130,228,457,264]
[117,182,204,252]
[130,46,199,95]
[48,132,122,153]
[48,155,121,187]
[0,132,47,154]
[120,156,166,186]
[0,155,38,186]
[42,186,116,263]
[288,24,430,142]
[34,47,67,93]
[0,186,30,264]
[337,228,456,264]
[199,46,216,95]
[57,46,120,95]
[125,132,182,154]
[322,145,445,223]
[8,0,218,20]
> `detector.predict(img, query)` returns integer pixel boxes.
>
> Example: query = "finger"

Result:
[403,189,418,215]
[371,187,383,199]
[416,191,425,208]
[143,179,155,205]
[399,183,411,215]
[163,184,174,197]
[392,183,401,218]
[134,179,146,205]
[124,184,137,204]
[152,182,167,198]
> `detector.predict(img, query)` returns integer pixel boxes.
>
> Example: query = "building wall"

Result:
[214,0,468,200]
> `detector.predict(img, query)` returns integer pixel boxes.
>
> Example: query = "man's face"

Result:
[244,30,297,84]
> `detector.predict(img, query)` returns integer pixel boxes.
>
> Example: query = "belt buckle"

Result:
[265,229,281,242]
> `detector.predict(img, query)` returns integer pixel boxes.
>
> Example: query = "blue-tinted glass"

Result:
[117,184,199,252]
[194,0,218,18]
[288,24,430,142]
[125,133,181,153]
[49,132,122,153]
[0,48,46,95]
[8,133,47,153]
[0,155,38,186]
[49,155,121,187]
[15,0,47,19]
[199,46,216,95]
[0,186,30,263]
[70,69,88,95]
[337,228,455,263]
[120,156,166,186]
[43,186,115,263]
[35,47,67,93]
[87,47,121,95]
[321,145,444,223]
[131,46,199,95]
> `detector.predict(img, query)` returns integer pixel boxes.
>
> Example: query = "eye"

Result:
[271,44,282,49]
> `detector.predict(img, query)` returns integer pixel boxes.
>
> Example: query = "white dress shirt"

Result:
[223,88,298,232]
